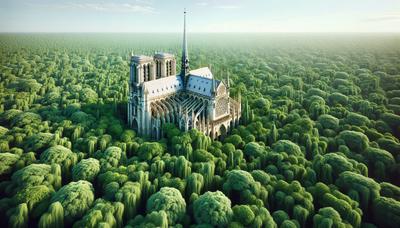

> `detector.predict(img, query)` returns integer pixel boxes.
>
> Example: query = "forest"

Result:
[0,33,399,228]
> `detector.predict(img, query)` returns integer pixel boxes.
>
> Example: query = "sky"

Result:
[0,0,399,33]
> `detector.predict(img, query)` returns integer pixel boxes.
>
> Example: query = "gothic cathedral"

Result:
[127,11,241,139]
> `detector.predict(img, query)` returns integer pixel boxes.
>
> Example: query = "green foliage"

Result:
[380,182,400,201]
[72,158,100,182]
[337,130,370,152]
[146,187,186,225]
[272,210,289,226]
[273,140,303,156]
[336,171,380,211]
[1,34,400,228]
[10,112,42,128]
[0,152,20,175]
[10,163,61,193]
[50,180,95,224]
[193,149,214,162]
[39,202,64,228]
[232,205,255,226]
[73,199,124,228]
[41,145,78,180]
[244,142,265,158]
[313,207,349,228]
[318,114,339,130]
[138,142,164,161]
[80,88,98,104]
[99,146,122,171]
[23,132,55,153]
[194,191,233,227]
[345,112,370,127]
[115,181,141,220]
[8,203,29,228]
[223,170,256,192]
[14,185,54,215]
[372,196,400,228]
[127,210,168,228]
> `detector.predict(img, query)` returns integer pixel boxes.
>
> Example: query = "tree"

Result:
[99,146,122,171]
[80,88,98,104]
[272,210,289,227]
[186,172,204,197]
[127,210,168,228]
[313,207,348,228]
[223,170,256,193]
[39,202,64,228]
[318,114,339,130]
[364,147,395,179]
[224,134,244,148]
[193,191,233,227]
[146,187,186,225]
[72,158,100,182]
[23,133,55,153]
[273,140,303,156]
[40,145,78,180]
[72,199,124,228]
[50,180,95,224]
[337,130,369,153]
[193,149,214,162]
[380,182,400,201]
[244,142,265,158]
[115,181,141,221]
[10,112,42,128]
[13,185,54,216]
[232,205,255,226]
[0,153,20,176]
[328,92,348,106]
[381,113,400,132]
[8,203,28,228]
[345,112,371,127]
[10,164,61,193]
[372,196,400,228]
[336,171,380,211]
[138,142,164,161]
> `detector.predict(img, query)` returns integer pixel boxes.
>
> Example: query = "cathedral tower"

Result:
[154,52,176,79]
[128,55,154,134]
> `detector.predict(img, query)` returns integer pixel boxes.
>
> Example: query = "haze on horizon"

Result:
[0,0,399,33]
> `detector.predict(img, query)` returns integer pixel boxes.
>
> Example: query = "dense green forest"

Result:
[0,33,400,228]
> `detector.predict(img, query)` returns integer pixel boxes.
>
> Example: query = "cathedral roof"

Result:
[186,75,221,97]
[142,67,222,99]
[189,67,213,79]
[143,75,183,99]
[185,67,221,97]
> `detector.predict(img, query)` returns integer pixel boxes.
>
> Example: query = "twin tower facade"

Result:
[127,11,241,139]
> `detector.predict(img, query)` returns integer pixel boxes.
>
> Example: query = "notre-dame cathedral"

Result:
[127,11,241,139]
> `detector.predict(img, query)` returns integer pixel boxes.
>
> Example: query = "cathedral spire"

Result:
[181,9,190,83]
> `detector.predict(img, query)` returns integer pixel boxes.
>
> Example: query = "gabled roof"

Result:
[143,75,183,98]
[189,67,213,79]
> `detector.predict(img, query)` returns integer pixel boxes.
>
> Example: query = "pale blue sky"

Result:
[0,0,399,32]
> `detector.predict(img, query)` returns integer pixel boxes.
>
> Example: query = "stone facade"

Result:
[127,11,241,139]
